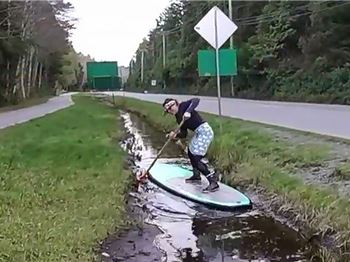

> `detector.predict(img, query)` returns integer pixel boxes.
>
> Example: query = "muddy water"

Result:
[115,112,309,262]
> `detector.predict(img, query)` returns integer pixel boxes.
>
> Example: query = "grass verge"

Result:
[0,96,52,113]
[0,95,131,261]
[114,96,350,261]
[334,163,350,180]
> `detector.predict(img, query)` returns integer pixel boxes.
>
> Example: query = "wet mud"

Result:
[101,196,164,262]
[100,111,312,262]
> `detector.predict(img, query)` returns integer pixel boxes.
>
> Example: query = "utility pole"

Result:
[162,31,166,89]
[228,0,235,97]
[132,55,136,73]
[141,50,144,85]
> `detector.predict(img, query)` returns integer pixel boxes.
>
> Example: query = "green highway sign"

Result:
[198,48,237,77]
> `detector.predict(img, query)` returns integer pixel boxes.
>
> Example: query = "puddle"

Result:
[102,112,309,262]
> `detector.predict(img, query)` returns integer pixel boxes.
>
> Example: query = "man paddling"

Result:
[162,97,219,192]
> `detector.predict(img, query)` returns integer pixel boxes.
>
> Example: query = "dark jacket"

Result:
[175,98,205,138]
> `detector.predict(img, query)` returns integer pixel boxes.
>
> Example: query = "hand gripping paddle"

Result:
[137,118,185,182]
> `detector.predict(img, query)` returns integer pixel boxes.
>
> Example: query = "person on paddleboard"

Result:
[162,97,219,192]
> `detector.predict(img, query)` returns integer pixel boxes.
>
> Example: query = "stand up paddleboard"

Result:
[148,163,252,211]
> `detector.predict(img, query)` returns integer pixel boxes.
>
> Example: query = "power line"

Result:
[155,3,213,36]
[238,1,350,26]
[154,2,305,37]
[233,3,311,23]
[130,1,350,66]
[158,1,349,34]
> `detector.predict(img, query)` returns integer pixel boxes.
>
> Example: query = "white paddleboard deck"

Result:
[149,163,252,211]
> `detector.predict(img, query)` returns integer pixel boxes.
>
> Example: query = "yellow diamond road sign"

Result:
[194,6,238,49]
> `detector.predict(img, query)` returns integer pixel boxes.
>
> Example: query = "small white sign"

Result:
[151,80,157,86]
[194,6,238,49]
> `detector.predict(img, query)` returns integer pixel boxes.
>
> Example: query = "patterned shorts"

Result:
[189,122,214,156]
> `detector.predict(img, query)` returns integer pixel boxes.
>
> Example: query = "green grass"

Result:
[0,96,130,261]
[334,163,350,180]
[114,96,350,260]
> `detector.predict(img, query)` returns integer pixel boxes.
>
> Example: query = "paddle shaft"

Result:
[145,119,185,175]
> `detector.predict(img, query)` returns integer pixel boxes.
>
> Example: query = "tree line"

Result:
[0,0,91,106]
[127,0,350,105]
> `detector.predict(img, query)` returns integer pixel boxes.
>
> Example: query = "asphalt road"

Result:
[0,94,74,130]
[102,91,350,140]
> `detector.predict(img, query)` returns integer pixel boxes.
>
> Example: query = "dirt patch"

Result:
[100,197,164,262]
[262,126,350,197]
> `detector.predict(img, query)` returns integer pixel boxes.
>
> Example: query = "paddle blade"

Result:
[136,169,149,183]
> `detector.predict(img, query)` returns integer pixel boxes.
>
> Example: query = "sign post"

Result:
[214,8,222,116]
[194,6,238,117]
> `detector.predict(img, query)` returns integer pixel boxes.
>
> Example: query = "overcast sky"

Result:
[68,0,171,67]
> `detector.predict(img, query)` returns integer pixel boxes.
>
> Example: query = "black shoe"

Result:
[202,172,219,192]
[185,168,201,183]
